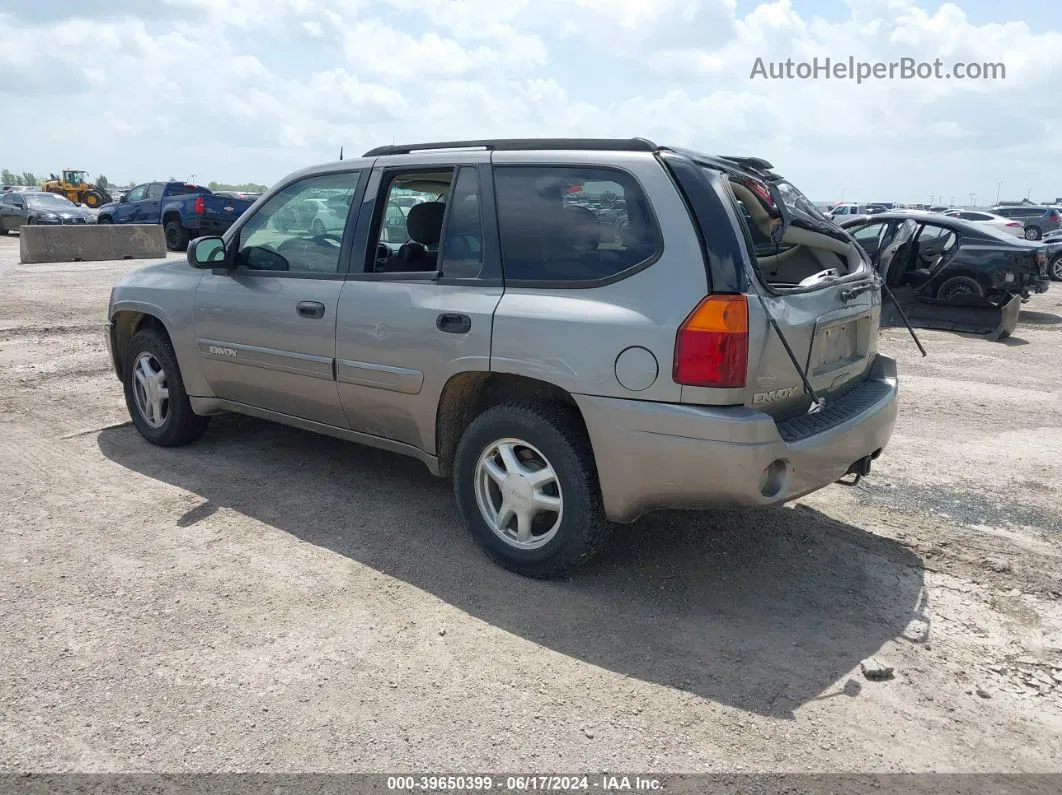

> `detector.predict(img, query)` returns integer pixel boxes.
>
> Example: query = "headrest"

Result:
[405,201,445,245]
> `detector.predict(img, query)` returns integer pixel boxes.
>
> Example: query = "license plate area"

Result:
[808,312,871,381]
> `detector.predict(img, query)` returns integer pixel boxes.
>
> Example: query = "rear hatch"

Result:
[724,167,881,420]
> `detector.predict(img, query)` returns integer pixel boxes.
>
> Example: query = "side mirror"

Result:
[188,236,228,270]
[119,195,127,203]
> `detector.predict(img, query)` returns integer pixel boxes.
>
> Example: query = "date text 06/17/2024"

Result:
[385,775,664,792]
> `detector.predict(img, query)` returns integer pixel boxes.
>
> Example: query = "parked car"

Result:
[106,138,899,577]
[96,181,255,251]
[826,202,875,219]
[0,191,96,233]
[840,211,1050,339]
[988,205,1062,240]
[942,209,1025,237]
[1042,234,1062,281]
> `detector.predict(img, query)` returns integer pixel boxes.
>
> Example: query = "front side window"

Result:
[124,185,146,203]
[494,166,660,283]
[236,171,361,275]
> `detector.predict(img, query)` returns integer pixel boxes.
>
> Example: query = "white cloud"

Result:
[1,1,1060,203]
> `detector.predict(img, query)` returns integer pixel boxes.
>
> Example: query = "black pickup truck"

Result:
[96,181,256,251]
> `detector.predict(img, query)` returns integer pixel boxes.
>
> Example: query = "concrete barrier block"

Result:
[19,224,168,264]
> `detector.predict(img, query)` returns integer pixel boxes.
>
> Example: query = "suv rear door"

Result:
[334,153,503,453]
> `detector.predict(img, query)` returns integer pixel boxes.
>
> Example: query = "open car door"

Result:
[856,218,1020,341]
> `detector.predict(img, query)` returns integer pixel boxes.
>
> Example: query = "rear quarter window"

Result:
[166,184,207,197]
[493,166,660,284]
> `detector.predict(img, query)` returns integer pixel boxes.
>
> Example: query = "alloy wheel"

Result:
[132,351,170,428]
[474,438,563,550]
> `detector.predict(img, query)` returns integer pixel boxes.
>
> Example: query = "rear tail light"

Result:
[194,196,205,214]
[1049,210,1059,221]
[1006,222,1021,227]
[739,177,775,208]
[673,295,749,388]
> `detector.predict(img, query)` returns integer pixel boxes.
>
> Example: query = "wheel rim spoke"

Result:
[515,511,532,542]
[496,442,522,475]
[533,493,561,513]
[482,458,507,485]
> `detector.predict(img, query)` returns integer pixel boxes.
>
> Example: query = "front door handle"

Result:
[437,313,471,334]
[296,301,326,319]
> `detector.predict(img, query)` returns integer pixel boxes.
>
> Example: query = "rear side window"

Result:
[145,183,164,200]
[166,184,205,197]
[493,166,660,284]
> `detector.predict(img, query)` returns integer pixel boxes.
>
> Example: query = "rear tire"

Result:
[1050,255,1062,282]
[937,275,985,302]
[123,328,209,447]
[164,220,190,251]
[453,403,610,578]
[1024,226,1042,241]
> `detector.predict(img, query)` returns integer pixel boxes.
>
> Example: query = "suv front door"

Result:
[335,155,503,453]
[193,169,367,427]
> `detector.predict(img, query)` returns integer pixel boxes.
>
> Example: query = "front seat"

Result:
[382,201,445,272]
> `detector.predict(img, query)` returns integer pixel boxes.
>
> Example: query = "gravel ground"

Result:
[0,234,1060,773]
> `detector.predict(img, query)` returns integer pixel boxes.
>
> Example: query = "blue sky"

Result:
[2,1,1060,203]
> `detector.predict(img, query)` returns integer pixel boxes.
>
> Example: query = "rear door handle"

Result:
[436,313,471,334]
[296,301,326,319]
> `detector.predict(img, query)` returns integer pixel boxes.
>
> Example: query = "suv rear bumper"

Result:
[574,355,898,523]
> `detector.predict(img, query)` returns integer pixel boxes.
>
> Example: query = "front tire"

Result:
[937,275,985,302]
[1050,255,1062,282]
[83,190,104,208]
[164,220,190,251]
[123,328,209,447]
[1024,226,1042,241]
[453,403,610,578]
[97,216,112,224]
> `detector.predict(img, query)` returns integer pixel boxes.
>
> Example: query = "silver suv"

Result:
[989,205,1062,240]
[106,139,899,577]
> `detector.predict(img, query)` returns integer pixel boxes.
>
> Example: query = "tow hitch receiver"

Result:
[836,455,873,487]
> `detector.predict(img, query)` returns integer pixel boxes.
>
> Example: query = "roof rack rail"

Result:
[362,138,659,157]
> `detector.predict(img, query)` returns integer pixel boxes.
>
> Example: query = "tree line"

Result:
[3,169,267,193]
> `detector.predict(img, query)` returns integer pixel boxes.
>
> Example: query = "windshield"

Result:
[28,194,76,209]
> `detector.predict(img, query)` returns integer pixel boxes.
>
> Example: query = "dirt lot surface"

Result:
[0,234,1060,773]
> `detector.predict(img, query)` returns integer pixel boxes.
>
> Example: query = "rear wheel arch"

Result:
[434,372,593,479]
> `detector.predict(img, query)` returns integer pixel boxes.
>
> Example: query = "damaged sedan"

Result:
[839,211,1050,340]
